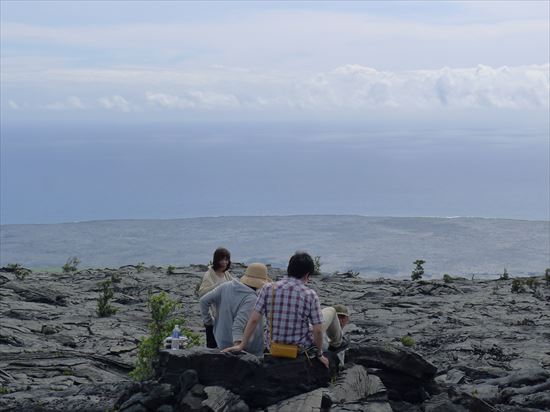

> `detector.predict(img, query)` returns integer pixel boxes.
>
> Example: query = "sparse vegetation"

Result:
[62,257,80,273]
[524,277,539,291]
[313,256,322,276]
[411,259,425,281]
[97,279,117,317]
[130,292,199,381]
[110,272,121,284]
[5,263,31,280]
[511,278,526,293]
[136,262,146,273]
[0,386,10,394]
[400,335,416,347]
[166,265,176,275]
[500,268,509,280]
[545,268,550,286]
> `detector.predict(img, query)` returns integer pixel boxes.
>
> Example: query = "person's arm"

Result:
[311,323,328,367]
[310,293,329,369]
[199,285,222,325]
[223,310,262,352]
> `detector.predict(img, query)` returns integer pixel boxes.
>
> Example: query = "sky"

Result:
[1,1,548,121]
[0,1,549,224]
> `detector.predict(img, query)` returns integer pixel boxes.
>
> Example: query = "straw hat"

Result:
[241,263,271,289]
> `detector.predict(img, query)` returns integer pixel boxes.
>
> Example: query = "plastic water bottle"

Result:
[171,325,181,350]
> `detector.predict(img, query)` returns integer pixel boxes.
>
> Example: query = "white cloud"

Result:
[300,64,550,110]
[146,92,196,109]
[4,64,548,115]
[7,100,19,109]
[45,96,85,110]
[146,91,240,110]
[98,95,134,112]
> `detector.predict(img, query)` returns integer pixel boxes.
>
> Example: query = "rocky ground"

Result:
[0,264,549,411]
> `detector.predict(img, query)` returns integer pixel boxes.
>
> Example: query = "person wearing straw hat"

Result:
[200,262,271,356]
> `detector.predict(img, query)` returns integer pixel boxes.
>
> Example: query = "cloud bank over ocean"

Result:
[4,64,549,115]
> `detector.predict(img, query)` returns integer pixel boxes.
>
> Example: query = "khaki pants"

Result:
[322,307,342,349]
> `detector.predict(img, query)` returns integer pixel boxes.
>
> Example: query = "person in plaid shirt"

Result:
[224,252,329,368]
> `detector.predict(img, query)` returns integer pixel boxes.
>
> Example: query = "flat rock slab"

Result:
[266,388,324,412]
[1,265,549,412]
[330,365,386,404]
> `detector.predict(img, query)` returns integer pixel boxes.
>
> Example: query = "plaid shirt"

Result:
[254,276,323,349]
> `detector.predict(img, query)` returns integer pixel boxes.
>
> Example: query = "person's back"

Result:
[200,264,270,356]
[257,276,321,349]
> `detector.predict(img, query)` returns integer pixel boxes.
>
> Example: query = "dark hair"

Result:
[287,252,314,279]
[212,247,231,271]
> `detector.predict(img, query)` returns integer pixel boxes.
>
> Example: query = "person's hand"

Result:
[222,343,244,353]
[318,354,329,369]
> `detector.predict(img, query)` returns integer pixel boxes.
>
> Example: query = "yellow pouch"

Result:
[270,342,299,359]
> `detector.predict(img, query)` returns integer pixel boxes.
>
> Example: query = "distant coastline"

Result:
[2,213,549,226]
[1,215,548,279]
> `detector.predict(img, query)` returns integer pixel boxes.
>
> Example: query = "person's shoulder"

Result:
[303,286,320,298]
[256,282,272,297]
[221,279,236,289]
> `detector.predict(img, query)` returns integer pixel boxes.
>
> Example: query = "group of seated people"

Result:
[198,247,349,368]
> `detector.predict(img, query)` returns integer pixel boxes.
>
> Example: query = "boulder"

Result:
[157,348,330,408]
[346,343,437,381]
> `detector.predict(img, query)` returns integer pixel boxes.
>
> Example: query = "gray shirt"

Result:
[199,279,264,356]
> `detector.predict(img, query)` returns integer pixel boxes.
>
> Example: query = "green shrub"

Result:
[97,279,117,317]
[313,256,322,276]
[401,335,416,347]
[411,260,425,281]
[130,292,199,381]
[111,272,121,284]
[5,263,31,280]
[62,257,80,273]
[443,274,452,283]
[136,262,146,273]
[0,386,10,394]
[500,268,509,280]
[511,278,526,293]
[166,265,176,275]
[525,277,539,290]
